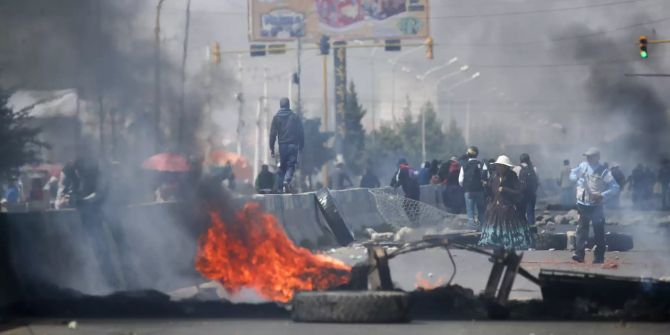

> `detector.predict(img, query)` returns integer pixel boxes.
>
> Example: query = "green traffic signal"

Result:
[639,36,648,59]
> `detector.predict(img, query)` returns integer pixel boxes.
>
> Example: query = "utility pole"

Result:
[465,100,471,144]
[421,104,426,162]
[96,0,105,157]
[262,68,269,164]
[236,55,244,155]
[236,93,244,155]
[154,0,166,152]
[371,59,376,138]
[296,38,303,115]
[322,54,329,187]
[254,97,262,181]
[178,0,191,148]
[391,64,397,126]
[288,73,293,105]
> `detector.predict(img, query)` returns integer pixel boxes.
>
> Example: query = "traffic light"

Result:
[639,35,648,59]
[319,35,330,55]
[267,44,287,55]
[211,42,221,64]
[385,39,401,52]
[425,36,434,60]
[250,44,266,57]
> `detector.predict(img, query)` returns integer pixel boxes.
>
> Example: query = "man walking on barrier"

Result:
[269,98,304,194]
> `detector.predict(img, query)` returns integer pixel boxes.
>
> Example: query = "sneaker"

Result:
[572,254,584,263]
[592,257,604,264]
[283,182,291,194]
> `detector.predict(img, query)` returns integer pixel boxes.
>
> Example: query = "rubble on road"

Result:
[365,228,395,242]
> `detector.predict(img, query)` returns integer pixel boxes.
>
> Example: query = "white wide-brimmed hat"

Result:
[494,155,514,167]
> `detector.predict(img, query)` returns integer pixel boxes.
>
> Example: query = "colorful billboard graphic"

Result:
[249,0,430,42]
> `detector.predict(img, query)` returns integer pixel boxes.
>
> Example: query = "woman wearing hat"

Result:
[478,155,533,250]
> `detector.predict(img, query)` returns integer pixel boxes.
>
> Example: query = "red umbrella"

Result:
[142,153,190,172]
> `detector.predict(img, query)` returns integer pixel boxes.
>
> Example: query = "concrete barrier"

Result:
[329,188,386,233]
[0,186,446,309]
[116,202,205,292]
[0,210,112,297]
[251,193,329,248]
[0,202,208,303]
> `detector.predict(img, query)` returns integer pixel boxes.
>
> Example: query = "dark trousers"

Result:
[278,143,299,187]
[575,204,605,260]
[662,184,670,209]
[525,194,537,225]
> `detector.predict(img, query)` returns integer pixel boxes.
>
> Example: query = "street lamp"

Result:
[389,45,424,123]
[416,57,459,80]
[443,71,482,144]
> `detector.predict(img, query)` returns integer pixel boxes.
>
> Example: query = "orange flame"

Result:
[415,271,445,290]
[195,202,351,303]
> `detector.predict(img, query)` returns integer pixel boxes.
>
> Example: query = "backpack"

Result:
[519,165,539,196]
[462,160,485,192]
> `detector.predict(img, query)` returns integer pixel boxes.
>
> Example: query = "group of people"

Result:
[400,146,539,250]
[628,161,670,210]
[559,157,670,211]
[391,146,621,264]
[263,96,637,263]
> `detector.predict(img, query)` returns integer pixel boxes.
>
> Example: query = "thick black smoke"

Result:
[559,23,669,162]
[0,0,226,159]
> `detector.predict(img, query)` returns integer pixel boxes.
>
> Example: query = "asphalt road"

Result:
[329,248,670,300]
[2,319,669,335]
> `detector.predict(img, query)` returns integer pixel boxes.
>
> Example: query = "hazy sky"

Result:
[5,0,670,166]
[151,0,670,129]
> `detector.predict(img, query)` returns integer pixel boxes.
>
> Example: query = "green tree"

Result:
[343,81,366,174]
[301,117,335,189]
[443,117,467,158]
[366,101,466,167]
[0,88,45,182]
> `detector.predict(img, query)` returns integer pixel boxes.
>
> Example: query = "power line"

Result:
[469,58,654,68]
[345,54,659,69]
[164,0,652,20]
[432,16,670,48]
[429,0,648,19]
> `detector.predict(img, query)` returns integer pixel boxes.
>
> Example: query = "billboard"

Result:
[249,0,430,42]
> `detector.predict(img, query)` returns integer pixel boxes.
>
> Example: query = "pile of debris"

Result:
[536,209,580,227]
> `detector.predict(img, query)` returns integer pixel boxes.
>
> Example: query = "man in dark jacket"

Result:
[255,164,275,194]
[269,98,304,193]
[360,168,381,188]
[390,158,420,201]
[391,158,421,225]
[459,146,487,230]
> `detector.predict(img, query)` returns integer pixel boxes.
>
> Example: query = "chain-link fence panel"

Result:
[369,188,464,229]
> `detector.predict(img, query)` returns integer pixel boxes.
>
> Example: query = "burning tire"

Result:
[292,291,410,323]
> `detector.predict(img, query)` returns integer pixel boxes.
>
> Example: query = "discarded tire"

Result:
[586,232,634,251]
[292,291,410,323]
[315,188,354,246]
[534,233,567,250]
